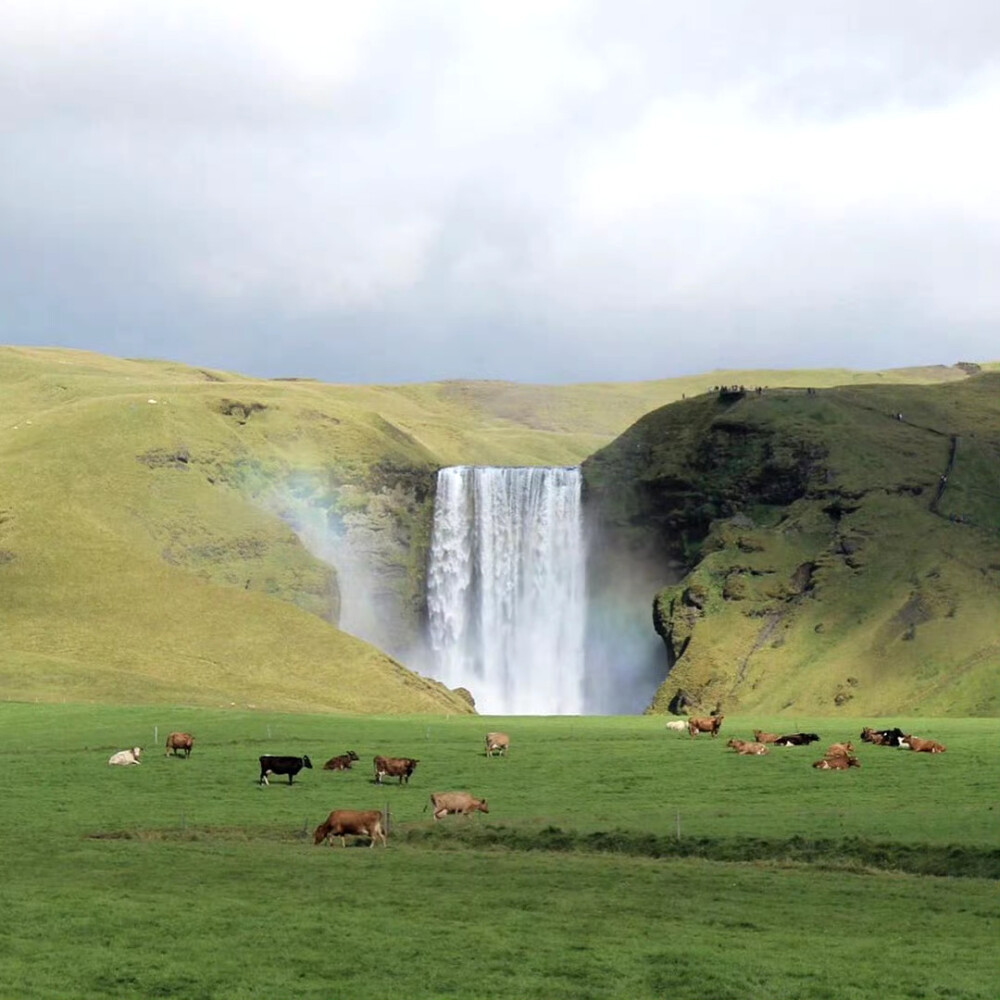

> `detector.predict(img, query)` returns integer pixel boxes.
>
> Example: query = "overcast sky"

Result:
[2,1,998,384]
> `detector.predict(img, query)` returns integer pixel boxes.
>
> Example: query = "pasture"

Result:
[1,703,997,999]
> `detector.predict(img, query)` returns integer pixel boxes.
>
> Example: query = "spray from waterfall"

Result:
[427,466,586,715]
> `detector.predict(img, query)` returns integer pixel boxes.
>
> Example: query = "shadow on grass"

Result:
[400,823,1000,880]
[84,823,1000,879]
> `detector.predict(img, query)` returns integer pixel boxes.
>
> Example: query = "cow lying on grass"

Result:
[323,751,360,771]
[775,732,820,747]
[753,730,780,744]
[665,720,688,732]
[860,727,906,747]
[726,739,768,756]
[313,809,387,848]
[902,735,947,753]
[430,791,490,820]
[688,716,724,738]
[824,742,855,758]
[108,747,142,766]
[813,756,861,769]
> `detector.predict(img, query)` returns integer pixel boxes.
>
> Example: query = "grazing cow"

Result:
[774,732,821,747]
[813,756,861,769]
[108,747,142,766]
[430,791,490,820]
[164,732,194,758]
[373,755,419,785]
[726,738,768,756]
[665,720,688,732]
[258,754,312,786]
[688,716,724,738]
[902,735,947,753]
[313,809,387,848]
[753,730,781,744]
[860,727,906,747]
[485,732,510,757]
[323,751,360,771]
[824,742,855,758]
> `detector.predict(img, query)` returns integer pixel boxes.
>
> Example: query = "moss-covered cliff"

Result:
[583,375,1000,716]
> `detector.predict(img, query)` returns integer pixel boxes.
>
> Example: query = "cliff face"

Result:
[583,376,1000,717]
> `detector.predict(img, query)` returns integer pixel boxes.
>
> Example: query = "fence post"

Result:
[676,810,681,841]
[154,725,158,748]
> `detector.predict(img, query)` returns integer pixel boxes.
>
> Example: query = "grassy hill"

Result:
[2,345,995,713]
[583,374,1000,716]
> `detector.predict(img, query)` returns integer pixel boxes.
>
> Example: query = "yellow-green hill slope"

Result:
[2,346,995,713]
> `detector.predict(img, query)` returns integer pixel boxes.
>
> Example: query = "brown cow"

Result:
[726,738,768,756]
[430,791,490,820]
[824,742,855,758]
[485,732,510,757]
[902,735,947,753]
[753,730,780,744]
[313,809,387,848]
[812,756,861,769]
[689,716,724,738]
[373,755,419,784]
[323,751,360,771]
[164,733,194,758]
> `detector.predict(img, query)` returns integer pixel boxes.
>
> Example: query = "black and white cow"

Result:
[258,754,313,786]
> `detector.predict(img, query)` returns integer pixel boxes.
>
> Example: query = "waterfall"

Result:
[427,466,586,715]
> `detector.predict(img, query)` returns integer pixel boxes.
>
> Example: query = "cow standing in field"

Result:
[485,732,510,757]
[108,747,142,766]
[373,755,419,784]
[313,809,387,848]
[688,716,724,738]
[164,732,194,757]
[258,755,312,786]
[430,791,490,820]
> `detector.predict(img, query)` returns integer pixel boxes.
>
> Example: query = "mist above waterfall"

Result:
[427,466,586,715]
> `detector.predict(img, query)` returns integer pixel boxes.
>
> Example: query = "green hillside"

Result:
[583,375,1000,716]
[1,345,995,714]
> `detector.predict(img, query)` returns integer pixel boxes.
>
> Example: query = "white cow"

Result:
[665,720,688,732]
[108,747,142,766]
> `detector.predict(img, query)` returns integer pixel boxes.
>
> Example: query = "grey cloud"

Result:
[1,1,998,384]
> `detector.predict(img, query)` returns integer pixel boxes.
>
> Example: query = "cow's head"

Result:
[302,755,313,769]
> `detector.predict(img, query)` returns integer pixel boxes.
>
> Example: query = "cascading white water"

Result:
[427,466,586,715]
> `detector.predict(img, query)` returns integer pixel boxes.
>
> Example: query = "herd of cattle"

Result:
[106,729,509,848]
[668,716,947,766]
[105,719,948,847]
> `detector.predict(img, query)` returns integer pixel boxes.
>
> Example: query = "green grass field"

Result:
[2,704,997,999]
